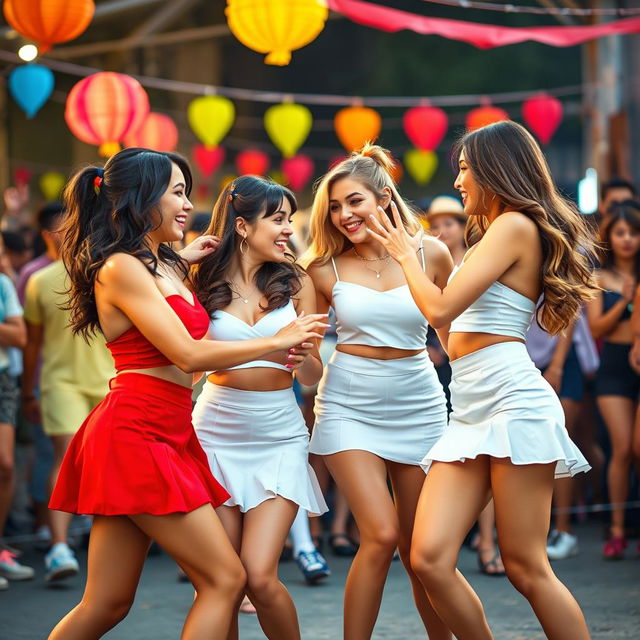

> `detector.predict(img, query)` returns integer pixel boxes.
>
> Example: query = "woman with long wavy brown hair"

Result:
[367,121,596,640]
[191,175,328,640]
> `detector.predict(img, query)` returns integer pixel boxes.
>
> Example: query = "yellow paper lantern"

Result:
[404,149,438,186]
[39,171,66,201]
[334,106,381,152]
[188,96,235,148]
[226,0,329,66]
[264,102,312,158]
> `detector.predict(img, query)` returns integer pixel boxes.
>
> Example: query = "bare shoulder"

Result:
[297,270,316,294]
[422,235,450,261]
[98,253,153,293]
[490,211,538,238]
[305,259,335,285]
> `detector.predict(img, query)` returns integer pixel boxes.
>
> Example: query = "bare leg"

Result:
[241,497,300,640]
[48,434,74,545]
[491,459,590,639]
[476,500,505,574]
[410,458,493,640]
[48,516,151,639]
[324,450,400,640]
[309,454,328,541]
[216,506,244,640]
[597,396,635,538]
[387,461,451,640]
[0,423,15,535]
[553,398,580,534]
[132,505,246,640]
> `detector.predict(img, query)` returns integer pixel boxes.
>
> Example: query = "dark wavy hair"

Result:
[61,147,192,339]
[193,175,303,316]
[453,120,598,334]
[599,200,640,281]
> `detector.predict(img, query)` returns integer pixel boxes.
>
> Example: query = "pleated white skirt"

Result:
[192,383,327,515]
[421,342,591,478]
[310,350,447,465]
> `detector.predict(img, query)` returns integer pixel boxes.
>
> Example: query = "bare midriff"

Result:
[448,333,524,362]
[117,365,194,389]
[336,344,424,360]
[603,318,632,345]
[207,368,293,391]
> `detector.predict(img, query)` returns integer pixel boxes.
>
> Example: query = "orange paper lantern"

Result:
[65,72,149,157]
[3,0,95,53]
[236,150,270,176]
[466,104,509,131]
[124,112,178,152]
[334,106,381,152]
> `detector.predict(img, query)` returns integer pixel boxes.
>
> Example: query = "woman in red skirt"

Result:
[47,147,327,640]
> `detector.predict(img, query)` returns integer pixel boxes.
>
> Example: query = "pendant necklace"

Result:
[353,247,390,279]
[228,281,252,304]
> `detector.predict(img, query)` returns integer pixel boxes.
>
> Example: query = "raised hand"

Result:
[274,312,329,350]
[366,201,422,264]
[180,234,220,265]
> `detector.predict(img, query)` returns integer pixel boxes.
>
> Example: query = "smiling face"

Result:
[329,177,390,244]
[150,162,193,244]
[609,218,640,261]
[240,197,294,263]
[454,150,485,216]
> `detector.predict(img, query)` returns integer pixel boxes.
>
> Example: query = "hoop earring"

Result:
[240,237,248,255]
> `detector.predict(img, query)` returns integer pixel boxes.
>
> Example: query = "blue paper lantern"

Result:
[8,64,54,118]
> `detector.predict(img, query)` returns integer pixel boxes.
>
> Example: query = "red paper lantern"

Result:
[124,112,178,152]
[466,105,509,131]
[403,106,448,151]
[3,0,95,53]
[236,150,270,176]
[522,94,563,145]
[193,145,225,179]
[65,72,149,157]
[282,155,314,192]
[13,168,32,186]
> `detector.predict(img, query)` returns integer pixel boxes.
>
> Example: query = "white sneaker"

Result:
[0,575,8,590]
[0,549,35,580]
[45,543,79,582]
[546,530,579,560]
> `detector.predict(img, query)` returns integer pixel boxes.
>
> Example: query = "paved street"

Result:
[2,522,637,639]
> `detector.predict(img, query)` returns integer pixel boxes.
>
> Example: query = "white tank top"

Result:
[331,250,429,350]
[448,263,536,340]
[208,299,296,372]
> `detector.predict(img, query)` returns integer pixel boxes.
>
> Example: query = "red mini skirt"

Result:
[49,373,230,516]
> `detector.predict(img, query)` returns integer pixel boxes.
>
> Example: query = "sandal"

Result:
[329,533,358,557]
[477,547,506,577]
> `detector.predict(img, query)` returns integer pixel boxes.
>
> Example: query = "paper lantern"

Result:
[466,104,509,131]
[403,106,448,152]
[226,0,329,66]
[404,150,438,186]
[334,106,381,152]
[282,155,314,191]
[14,168,32,186]
[8,64,54,118]
[329,155,348,170]
[236,150,270,176]
[265,103,312,158]
[65,72,149,157]
[187,96,235,149]
[3,0,95,53]
[39,171,66,201]
[193,145,225,179]
[522,94,563,145]
[123,112,178,151]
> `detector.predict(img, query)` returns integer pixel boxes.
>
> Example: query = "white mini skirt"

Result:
[310,350,447,465]
[421,342,591,478]
[192,383,327,515]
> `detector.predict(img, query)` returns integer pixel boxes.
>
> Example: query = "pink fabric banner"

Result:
[328,0,640,49]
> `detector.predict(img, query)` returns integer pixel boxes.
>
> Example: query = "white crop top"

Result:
[208,299,296,372]
[448,263,536,340]
[331,250,429,350]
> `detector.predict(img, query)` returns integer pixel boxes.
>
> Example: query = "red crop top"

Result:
[106,294,210,373]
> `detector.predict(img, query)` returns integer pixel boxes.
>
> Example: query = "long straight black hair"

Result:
[61,147,192,338]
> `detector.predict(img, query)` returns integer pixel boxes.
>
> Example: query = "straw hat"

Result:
[426,195,467,222]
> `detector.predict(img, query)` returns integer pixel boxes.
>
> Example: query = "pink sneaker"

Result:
[602,536,627,560]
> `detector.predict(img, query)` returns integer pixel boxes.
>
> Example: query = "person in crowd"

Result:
[302,144,452,640]
[0,234,30,591]
[191,176,328,639]
[586,201,640,559]
[0,231,31,282]
[368,121,595,640]
[45,148,327,639]
[599,177,637,221]
[184,212,212,248]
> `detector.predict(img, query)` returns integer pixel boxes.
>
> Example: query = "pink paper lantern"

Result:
[403,106,448,151]
[282,155,314,192]
[193,144,225,179]
[236,150,270,176]
[522,94,563,145]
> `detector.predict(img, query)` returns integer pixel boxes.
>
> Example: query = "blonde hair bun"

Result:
[357,142,396,176]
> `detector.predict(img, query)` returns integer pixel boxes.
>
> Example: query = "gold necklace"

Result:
[228,281,254,304]
[353,247,390,279]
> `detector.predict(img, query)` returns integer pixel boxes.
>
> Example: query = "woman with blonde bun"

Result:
[302,144,451,640]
